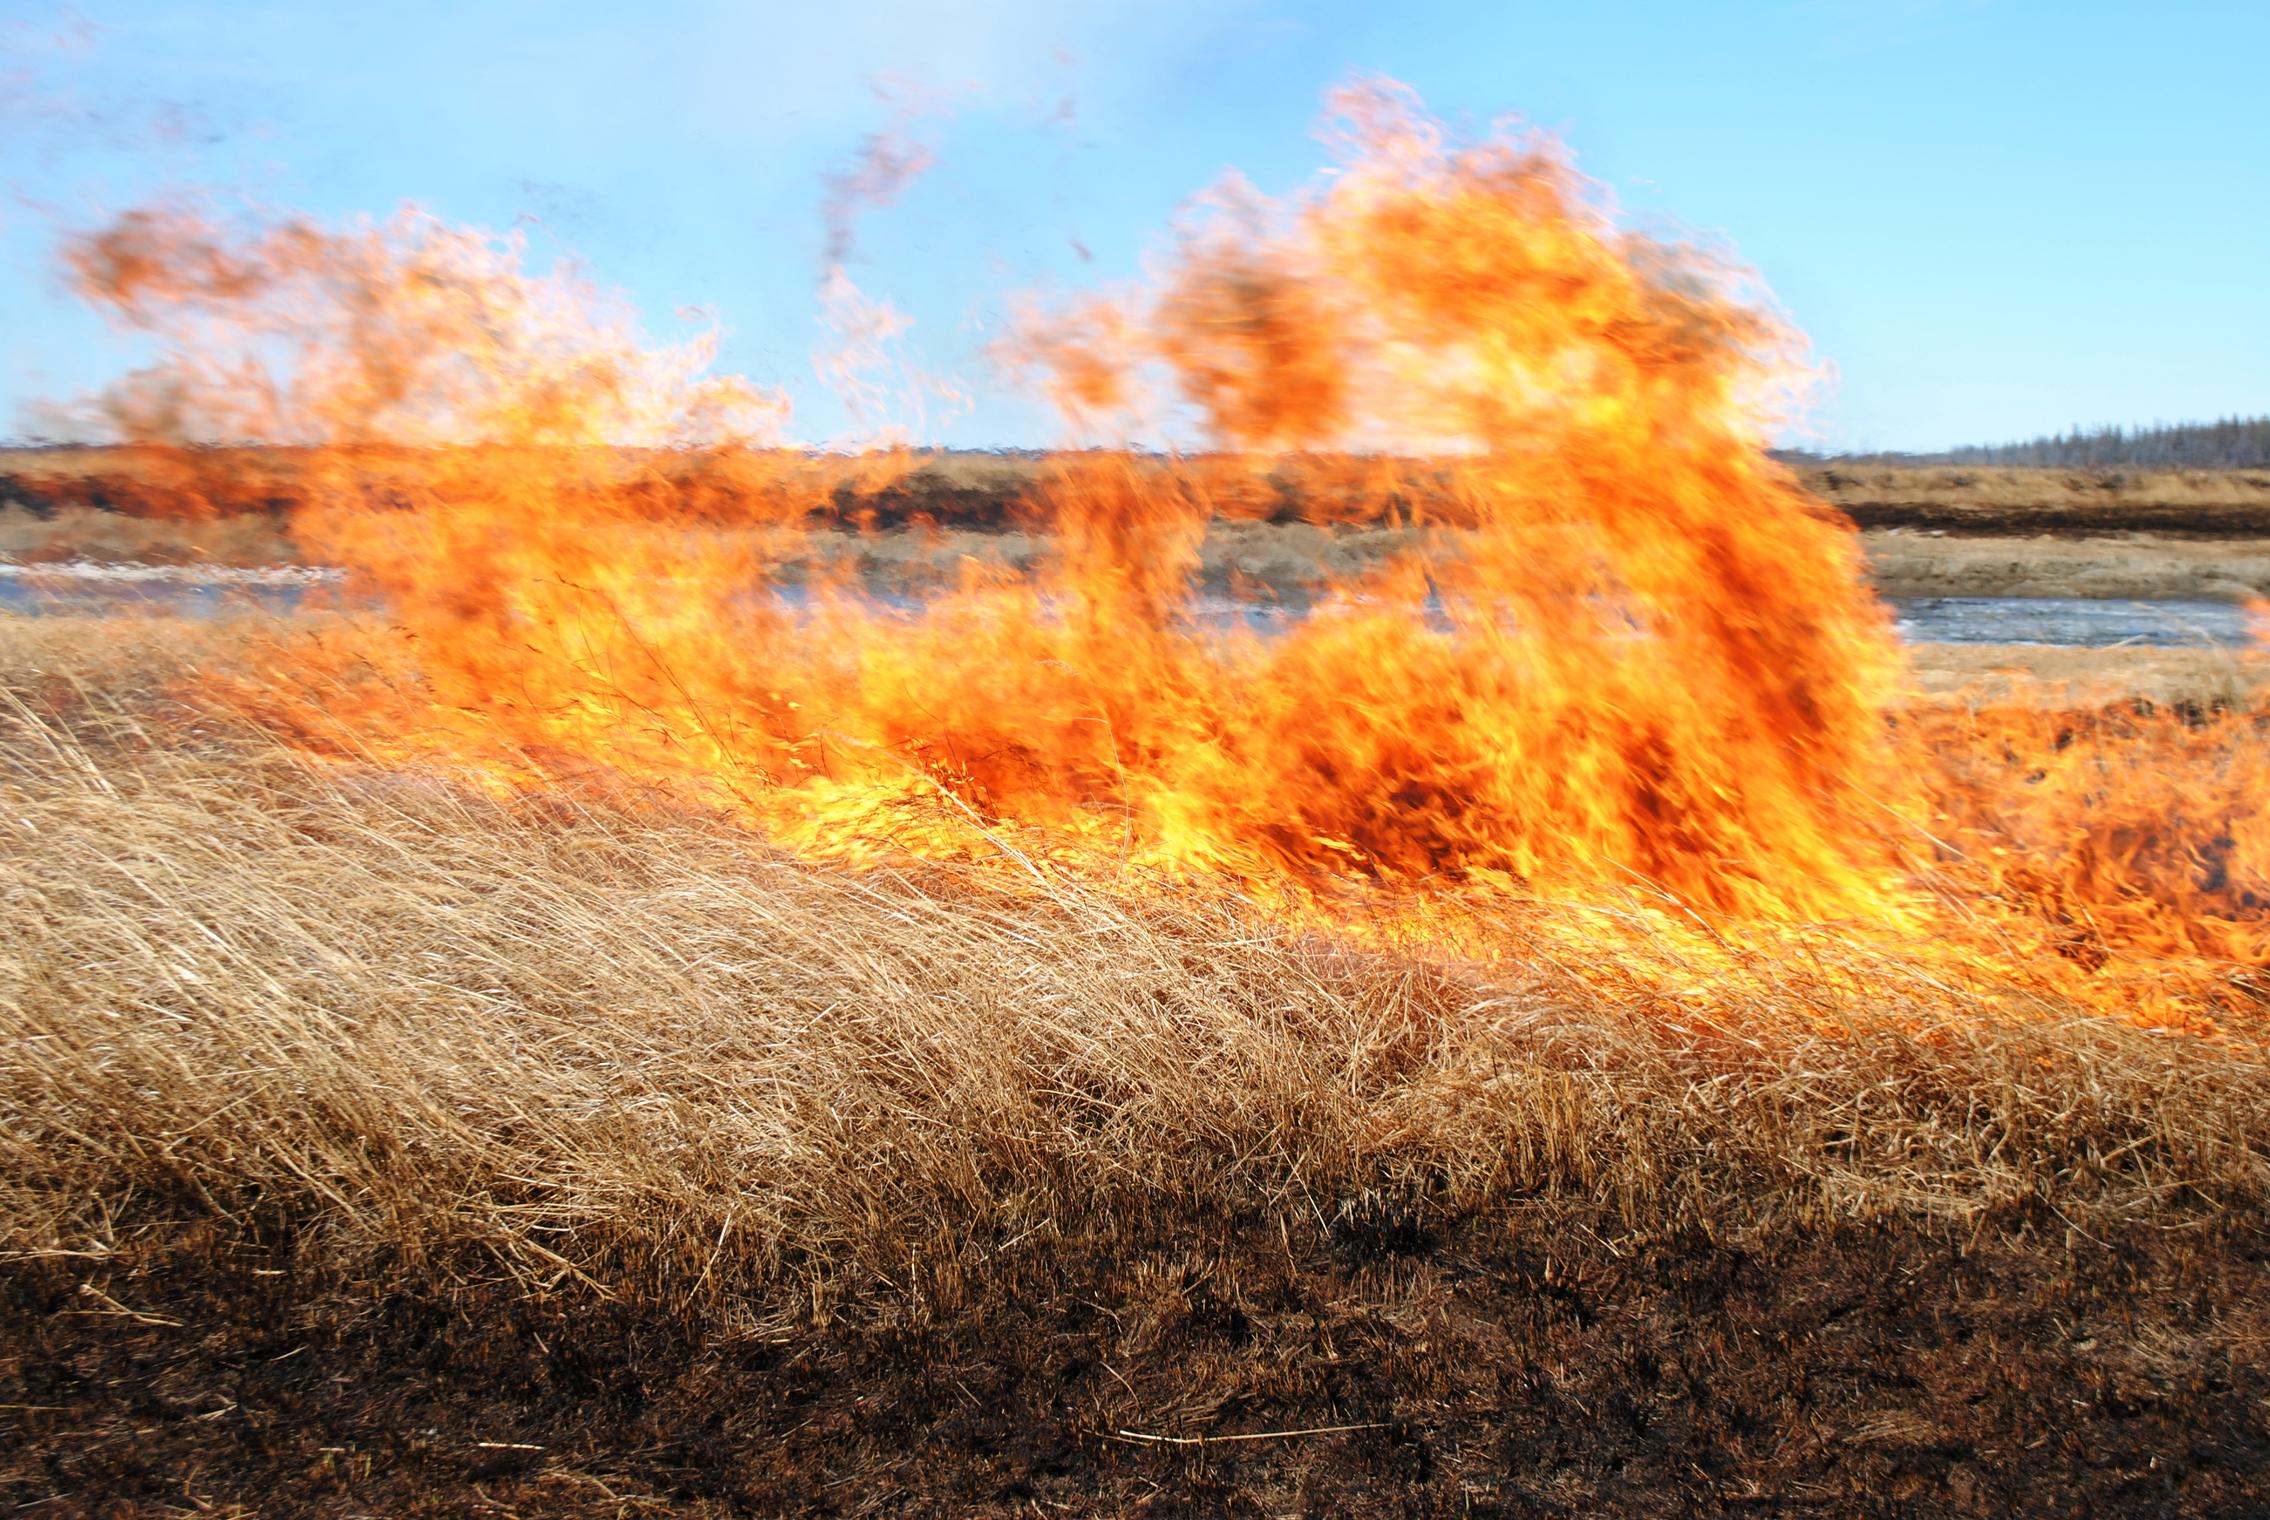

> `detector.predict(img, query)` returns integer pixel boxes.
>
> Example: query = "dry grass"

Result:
[0,504,298,567]
[1905,642,2266,707]
[1803,463,2270,511]
[1864,530,2270,601]
[15,445,2270,507]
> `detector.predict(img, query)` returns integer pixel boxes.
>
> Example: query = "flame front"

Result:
[46,82,2268,1029]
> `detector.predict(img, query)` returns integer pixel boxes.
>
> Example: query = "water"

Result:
[0,564,326,619]
[1891,597,2250,648]
[0,565,2253,649]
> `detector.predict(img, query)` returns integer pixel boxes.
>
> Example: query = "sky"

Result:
[3,0,2265,451]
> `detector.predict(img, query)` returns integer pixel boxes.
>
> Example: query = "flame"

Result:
[41,81,2268,1030]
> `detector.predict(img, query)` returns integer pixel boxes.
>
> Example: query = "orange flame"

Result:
[46,81,2269,1030]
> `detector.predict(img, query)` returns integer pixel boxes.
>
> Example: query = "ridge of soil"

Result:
[12,451,2270,539]
[1833,503,2270,539]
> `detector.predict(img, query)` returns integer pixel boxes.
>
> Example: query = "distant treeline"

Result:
[1787,416,2270,470]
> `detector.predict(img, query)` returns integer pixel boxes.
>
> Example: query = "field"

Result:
[3,593,2269,1516]
[5,443,2270,1515]
[10,451,2270,604]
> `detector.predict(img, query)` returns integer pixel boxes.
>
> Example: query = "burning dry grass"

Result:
[4,616,2266,1290]
[6,617,2270,1511]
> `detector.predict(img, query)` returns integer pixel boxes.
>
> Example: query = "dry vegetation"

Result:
[1902,643,2267,707]
[14,452,2270,608]
[0,503,297,568]
[1862,532,2270,603]
[3,613,2269,1514]
[1801,464,2270,534]
[13,446,2270,513]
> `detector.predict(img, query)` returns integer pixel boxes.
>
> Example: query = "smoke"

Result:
[820,77,947,268]
[810,79,975,445]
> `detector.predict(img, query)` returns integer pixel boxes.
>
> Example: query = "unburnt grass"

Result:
[3,616,2268,1516]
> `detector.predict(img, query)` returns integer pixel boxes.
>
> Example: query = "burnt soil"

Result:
[7,1205,2268,1517]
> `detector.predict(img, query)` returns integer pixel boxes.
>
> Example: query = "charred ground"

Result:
[11,1206,2270,1517]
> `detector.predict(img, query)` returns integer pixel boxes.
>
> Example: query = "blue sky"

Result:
[3,0,2264,450]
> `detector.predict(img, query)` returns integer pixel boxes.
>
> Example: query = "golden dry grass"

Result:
[1903,642,2266,707]
[1863,531,2270,601]
[1803,463,2270,511]
[0,504,297,567]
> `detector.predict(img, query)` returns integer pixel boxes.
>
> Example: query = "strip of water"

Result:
[0,565,2252,649]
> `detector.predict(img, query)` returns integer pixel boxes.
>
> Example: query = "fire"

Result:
[40,81,2268,1029]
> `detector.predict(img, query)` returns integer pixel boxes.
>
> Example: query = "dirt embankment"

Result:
[1810,467,2270,601]
[1801,464,2270,537]
[12,448,2270,527]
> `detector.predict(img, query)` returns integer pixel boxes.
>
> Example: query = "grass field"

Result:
[3,613,2268,1515]
[22,460,2270,621]
[11,452,2270,606]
